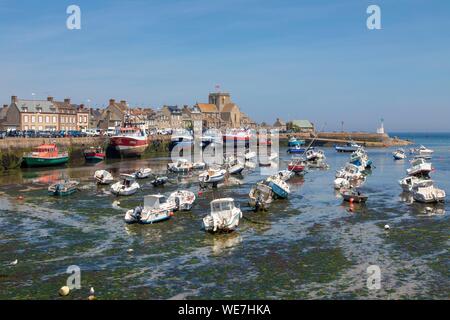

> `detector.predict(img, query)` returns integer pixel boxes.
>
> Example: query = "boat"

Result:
[287,145,307,154]
[399,176,429,192]
[412,180,446,203]
[334,177,351,189]
[334,176,366,190]
[244,151,257,160]
[167,190,196,211]
[288,137,305,147]
[269,152,278,161]
[167,159,193,173]
[248,182,273,211]
[266,175,290,199]
[305,148,325,161]
[151,176,169,187]
[193,162,206,170]
[393,148,406,160]
[417,145,434,156]
[109,126,148,157]
[406,158,432,176]
[48,180,79,196]
[277,170,294,181]
[226,159,245,175]
[307,159,329,170]
[134,168,152,179]
[83,146,105,162]
[202,198,243,233]
[335,142,362,153]
[341,189,368,203]
[287,159,306,174]
[223,130,251,144]
[335,164,364,180]
[22,143,69,167]
[124,194,176,224]
[199,168,227,185]
[111,174,140,196]
[258,157,272,167]
[94,170,114,185]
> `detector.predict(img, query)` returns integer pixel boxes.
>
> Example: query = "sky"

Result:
[0,0,449,132]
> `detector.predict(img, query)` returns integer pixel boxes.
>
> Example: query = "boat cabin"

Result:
[32,144,59,157]
[118,127,146,137]
[211,198,236,214]
[144,195,167,210]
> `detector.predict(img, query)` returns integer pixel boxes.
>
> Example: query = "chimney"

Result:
[79,104,85,109]
[109,99,115,105]
[11,95,17,103]
[120,100,127,107]
[47,96,54,102]
[3,104,8,108]
[64,98,71,104]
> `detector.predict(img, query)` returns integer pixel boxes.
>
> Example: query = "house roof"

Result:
[196,103,218,113]
[13,100,58,113]
[291,120,314,128]
[0,106,9,120]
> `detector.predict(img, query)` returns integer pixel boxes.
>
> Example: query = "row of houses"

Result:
[0,92,314,133]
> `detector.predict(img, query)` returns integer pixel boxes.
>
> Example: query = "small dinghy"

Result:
[226,159,245,175]
[412,180,446,203]
[125,194,176,224]
[266,175,290,199]
[111,174,140,196]
[199,168,227,185]
[393,148,406,160]
[417,145,434,157]
[406,158,432,176]
[341,189,368,203]
[167,159,193,173]
[94,170,114,185]
[168,190,196,211]
[193,162,206,170]
[134,168,152,179]
[202,198,243,233]
[249,182,273,211]
[151,176,169,187]
[48,180,79,196]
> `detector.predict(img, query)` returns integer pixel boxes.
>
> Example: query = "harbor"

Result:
[0,132,448,299]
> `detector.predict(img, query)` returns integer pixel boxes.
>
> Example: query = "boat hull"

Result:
[109,136,148,156]
[84,152,105,162]
[23,156,69,167]
[268,181,289,199]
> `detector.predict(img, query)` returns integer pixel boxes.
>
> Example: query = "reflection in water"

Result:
[210,233,243,256]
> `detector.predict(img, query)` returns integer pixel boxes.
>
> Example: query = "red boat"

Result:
[83,147,106,162]
[288,160,306,173]
[223,130,251,143]
[109,127,148,157]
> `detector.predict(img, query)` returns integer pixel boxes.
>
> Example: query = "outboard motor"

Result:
[132,206,143,221]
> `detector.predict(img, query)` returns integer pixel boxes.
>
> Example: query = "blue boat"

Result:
[267,177,290,199]
[287,145,307,154]
[288,137,305,147]
[335,142,362,153]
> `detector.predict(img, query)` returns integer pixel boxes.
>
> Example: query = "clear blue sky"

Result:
[1,0,449,132]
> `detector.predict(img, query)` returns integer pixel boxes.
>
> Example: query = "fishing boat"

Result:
[151,176,169,187]
[341,189,368,203]
[202,198,243,233]
[48,180,79,196]
[335,142,361,153]
[248,182,273,211]
[83,146,105,162]
[199,168,227,185]
[287,145,307,154]
[124,194,176,224]
[393,148,406,160]
[288,137,305,147]
[22,143,69,167]
[134,168,152,179]
[109,126,148,157]
[266,175,290,199]
[399,176,429,192]
[412,180,446,203]
[406,158,433,176]
[111,174,140,196]
[226,158,245,175]
[287,159,306,174]
[94,170,114,185]
[167,159,193,173]
[167,190,196,211]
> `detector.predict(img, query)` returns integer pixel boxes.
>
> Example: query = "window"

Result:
[53,116,57,123]
[24,115,29,122]
[38,116,43,123]
[45,116,50,123]
[31,116,35,123]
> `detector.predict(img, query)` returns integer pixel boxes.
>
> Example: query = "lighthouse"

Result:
[377,118,385,134]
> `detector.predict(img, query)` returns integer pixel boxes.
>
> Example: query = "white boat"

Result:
[393,148,406,160]
[417,145,434,156]
[226,159,245,175]
[202,198,243,233]
[412,181,446,203]
[48,180,79,196]
[335,164,364,180]
[111,174,140,196]
[193,162,206,170]
[125,194,176,224]
[277,170,294,181]
[399,176,428,192]
[94,170,114,185]
[406,158,432,176]
[244,151,257,160]
[305,149,325,161]
[249,182,273,211]
[109,126,148,157]
[199,168,227,185]
[167,190,196,211]
[167,159,193,173]
[134,168,152,179]
[269,152,278,161]
[334,177,351,189]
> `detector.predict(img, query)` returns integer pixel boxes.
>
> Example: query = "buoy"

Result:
[10,259,18,266]
[127,248,134,253]
[384,224,390,230]
[59,286,70,296]
[89,287,95,295]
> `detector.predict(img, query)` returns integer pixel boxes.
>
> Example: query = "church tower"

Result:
[209,92,231,112]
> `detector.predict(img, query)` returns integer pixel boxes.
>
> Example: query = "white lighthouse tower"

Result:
[377,118,385,134]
